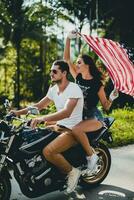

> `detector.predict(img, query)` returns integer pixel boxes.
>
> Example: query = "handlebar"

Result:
[3,112,45,134]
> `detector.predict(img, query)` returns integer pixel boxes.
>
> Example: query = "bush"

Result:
[108,108,134,147]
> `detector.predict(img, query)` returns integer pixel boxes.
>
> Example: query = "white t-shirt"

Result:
[47,82,83,129]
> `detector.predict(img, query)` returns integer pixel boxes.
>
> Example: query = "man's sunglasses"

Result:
[50,69,58,74]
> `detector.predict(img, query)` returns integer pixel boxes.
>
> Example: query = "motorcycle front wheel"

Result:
[0,177,11,200]
[80,142,111,188]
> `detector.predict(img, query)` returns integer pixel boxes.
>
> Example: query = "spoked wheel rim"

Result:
[0,180,6,199]
[0,177,11,200]
[82,146,110,184]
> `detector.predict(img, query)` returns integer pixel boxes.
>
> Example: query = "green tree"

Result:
[0,0,57,106]
[0,0,31,108]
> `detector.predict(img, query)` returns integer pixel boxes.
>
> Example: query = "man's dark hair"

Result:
[53,60,69,76]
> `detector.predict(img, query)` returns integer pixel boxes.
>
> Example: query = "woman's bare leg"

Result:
[72,119,102,156]
[43,132,77,174]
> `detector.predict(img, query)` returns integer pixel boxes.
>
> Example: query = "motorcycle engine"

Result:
[24,154,47,175]
[21,154,54,189]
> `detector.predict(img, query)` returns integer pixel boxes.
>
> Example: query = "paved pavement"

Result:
[10,144,134,200]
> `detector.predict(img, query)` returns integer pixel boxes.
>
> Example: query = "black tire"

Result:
[80,142,111,188]
[0,177,11,200]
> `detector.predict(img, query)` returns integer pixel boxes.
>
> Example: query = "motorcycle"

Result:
[0,100,114,200]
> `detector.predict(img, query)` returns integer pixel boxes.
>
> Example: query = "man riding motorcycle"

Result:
[11,60,84,193]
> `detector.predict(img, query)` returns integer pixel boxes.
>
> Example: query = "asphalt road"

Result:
[10,144,134,200]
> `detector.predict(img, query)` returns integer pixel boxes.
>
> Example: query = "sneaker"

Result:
[66,167,81,194]
[87,153,99,171]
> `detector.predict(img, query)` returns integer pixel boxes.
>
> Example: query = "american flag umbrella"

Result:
[80,34,134,97]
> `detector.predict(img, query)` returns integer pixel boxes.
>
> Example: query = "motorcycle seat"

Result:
[86,117,115,143]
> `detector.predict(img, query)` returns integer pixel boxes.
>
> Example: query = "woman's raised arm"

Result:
[63,33,78,79]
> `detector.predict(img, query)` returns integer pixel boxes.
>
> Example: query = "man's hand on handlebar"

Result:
[30,117,45,129]
[9,110,19,117]
[5,112,16,122]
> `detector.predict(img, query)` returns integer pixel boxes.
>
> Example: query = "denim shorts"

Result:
[83,107,104,122]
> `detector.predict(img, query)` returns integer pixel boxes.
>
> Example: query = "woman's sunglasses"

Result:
[50,69,58,74]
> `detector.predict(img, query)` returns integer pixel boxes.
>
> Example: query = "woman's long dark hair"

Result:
[79,54,102,81]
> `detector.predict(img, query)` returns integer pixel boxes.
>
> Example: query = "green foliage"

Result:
[108,108,134,147]
[0,0,133,109]
[0,0,79,104]
[0,46,16,99]
[41,103,56,115]
[96,0,134,46]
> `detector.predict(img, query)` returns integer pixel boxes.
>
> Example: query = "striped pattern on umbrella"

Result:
[81,34,134,97]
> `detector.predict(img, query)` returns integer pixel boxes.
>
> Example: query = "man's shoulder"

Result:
[68,82,83,94]
[69,81,80,88]
[49,84,57,90]
[47,84,57,96]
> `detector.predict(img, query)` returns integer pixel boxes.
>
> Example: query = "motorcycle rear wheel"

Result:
[0,177,11,200]
[80,142,111,188]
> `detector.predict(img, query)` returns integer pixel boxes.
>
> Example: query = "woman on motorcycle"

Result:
[63,30,119,172]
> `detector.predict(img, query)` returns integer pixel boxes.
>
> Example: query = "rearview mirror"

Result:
[4,99,10,109]
[27,106,40,115]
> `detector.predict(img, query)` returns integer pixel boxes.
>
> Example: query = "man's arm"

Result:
[34,96,52,111]
[11,96,52,116]
[30,98,79,129]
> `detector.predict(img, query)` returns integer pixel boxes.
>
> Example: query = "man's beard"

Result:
[52,79,62,84]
